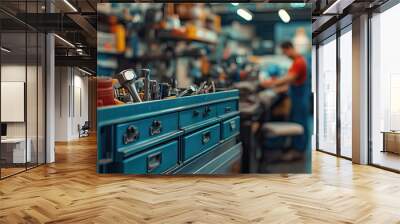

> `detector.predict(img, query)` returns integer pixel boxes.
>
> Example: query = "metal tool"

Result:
[150,80,160,100]
[196,81,207,94]
[170,78,180,96]
[197,80,216,94]
[159,83,171,99]
[139,69,151,101]
[177,85,197,97]
[113,69,142,103]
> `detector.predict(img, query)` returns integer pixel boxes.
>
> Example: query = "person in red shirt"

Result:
[261,42,307,88]
[261,41,310,161]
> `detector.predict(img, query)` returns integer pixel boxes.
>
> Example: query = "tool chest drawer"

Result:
[217,100,238,116]
[122,140,178,174]
[183,123,220,161]
[179,104,218,129]
[98,89,241,174]
[221,116,240,140]
[115,113,178,149]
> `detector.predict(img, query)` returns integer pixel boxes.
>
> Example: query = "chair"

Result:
[258,121,304,163]
[78,121,90,138]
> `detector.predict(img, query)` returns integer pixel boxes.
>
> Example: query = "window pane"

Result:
[371,3,400,171]
[339,29,352,158]
[317,38,337,154]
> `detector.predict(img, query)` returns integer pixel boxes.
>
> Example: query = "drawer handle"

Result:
[150,120,163,136]
[229,120,236,131]
[225,107,232,113]
[147,151,162,172]
[202,131,211,144]
[192,110,200,117]
[123,125,140,145]
[203,106,212,117]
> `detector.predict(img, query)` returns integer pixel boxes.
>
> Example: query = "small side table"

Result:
[382,131,400,154]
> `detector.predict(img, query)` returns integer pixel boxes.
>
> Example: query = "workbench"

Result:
[97,90,242,174]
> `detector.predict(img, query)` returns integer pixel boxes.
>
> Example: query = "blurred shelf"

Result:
[116,50,204,68]
[98,49,121,55]
[135,52,202,61]
[157,30,217,45]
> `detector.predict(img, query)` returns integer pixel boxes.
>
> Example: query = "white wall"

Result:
[71,73,89,138]
[55,67,70,141]
[54,67,89,141]
[1,65,33,137]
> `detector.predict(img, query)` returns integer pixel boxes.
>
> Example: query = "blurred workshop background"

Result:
[97,3,312,174]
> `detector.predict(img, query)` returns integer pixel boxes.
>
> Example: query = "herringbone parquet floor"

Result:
[1,135,400,224]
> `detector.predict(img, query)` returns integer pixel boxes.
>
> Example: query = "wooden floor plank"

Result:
[1,135,400,223]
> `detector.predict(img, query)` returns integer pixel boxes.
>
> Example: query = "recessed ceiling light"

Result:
[237,8,253,21]
[278,9,291,23]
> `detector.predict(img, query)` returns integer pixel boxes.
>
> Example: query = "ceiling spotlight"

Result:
[75,42,85,48]
[237,8,253,21]
[232,3,239,6]
[1,47,11,53]
[278,9,291,23]
[76,48,84,55]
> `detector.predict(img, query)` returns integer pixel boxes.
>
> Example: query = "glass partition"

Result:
[317,36,337,154]
[370,3,400,171]
[339,28,352,158]
[38,32,46,165]
[0,0,46,179]
[0,17,28,177]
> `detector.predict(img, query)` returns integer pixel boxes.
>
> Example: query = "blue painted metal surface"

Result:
[97,90,241,174]
[115,112,178,151]
[183,123,220,161]
[217,100,238,116]
[222,116,240,140]
[179,104,218,129]
[122,140,178,174]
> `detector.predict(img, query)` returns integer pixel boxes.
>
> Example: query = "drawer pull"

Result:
[203,106,212,117]
[202,131,211,144]
[192,110,200,117]
[150,120,163,136]
[147,151,162,172]
[229,121,236,131]
[123,125,139,145]
[225,107,232,113]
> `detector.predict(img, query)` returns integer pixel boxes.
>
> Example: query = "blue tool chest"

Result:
[97,90,242,174]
